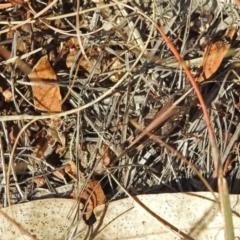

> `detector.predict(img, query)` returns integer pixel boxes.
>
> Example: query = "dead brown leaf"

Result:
[28,55,62,112]
[197,27,237,82]
[72,180,106,221]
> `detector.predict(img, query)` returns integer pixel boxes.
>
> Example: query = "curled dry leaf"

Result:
[65,160,77,180]
[72,180,106,221]
[197,27,237,82]
[28,55,62,112]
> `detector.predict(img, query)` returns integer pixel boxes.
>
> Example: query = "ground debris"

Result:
[0,1,240,239]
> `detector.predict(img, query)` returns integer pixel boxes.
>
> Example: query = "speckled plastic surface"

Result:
[1,193,240,240]
[93,192,240,240]
[0,198,86,240]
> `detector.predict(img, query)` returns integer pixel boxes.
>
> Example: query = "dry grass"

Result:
[0,0,240,239]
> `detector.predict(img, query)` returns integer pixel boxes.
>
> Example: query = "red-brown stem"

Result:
[154,25,221,177]
[128,100,179,148]
[116,1,221,178]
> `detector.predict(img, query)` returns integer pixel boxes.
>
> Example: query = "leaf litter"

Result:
[0,0,240,239]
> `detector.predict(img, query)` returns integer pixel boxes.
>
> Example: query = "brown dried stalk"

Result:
[127,99,180,149]
[0,44,32,75]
